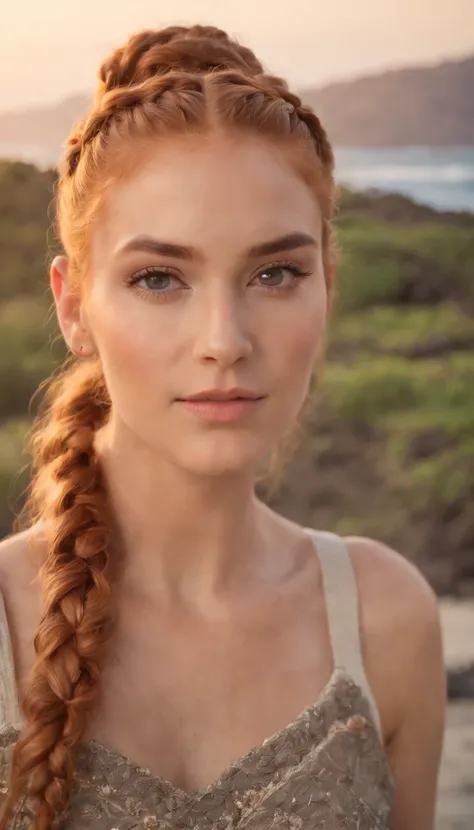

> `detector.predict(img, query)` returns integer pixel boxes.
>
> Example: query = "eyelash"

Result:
[125,266,179,302]
[255,261,312,293]
[125,261,312,301]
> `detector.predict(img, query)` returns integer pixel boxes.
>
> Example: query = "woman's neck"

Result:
[94,423,267,603]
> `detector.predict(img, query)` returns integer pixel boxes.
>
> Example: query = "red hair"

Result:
[1,24,336,829]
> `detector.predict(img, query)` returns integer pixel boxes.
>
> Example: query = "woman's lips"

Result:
[177,394,266,423]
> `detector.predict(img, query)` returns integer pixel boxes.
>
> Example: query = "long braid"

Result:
[3,23,337,829]
[1,361,111,829]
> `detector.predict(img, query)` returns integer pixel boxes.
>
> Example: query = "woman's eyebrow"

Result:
[115,235,200,261]
[114,231,318,262]
[246,232,318,258]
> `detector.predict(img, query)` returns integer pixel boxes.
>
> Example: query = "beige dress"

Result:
[0,530,394,828]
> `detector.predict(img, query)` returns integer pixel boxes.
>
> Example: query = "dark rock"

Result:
[447,664,474,699]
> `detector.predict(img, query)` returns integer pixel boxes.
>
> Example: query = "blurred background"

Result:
[0,1,473,827]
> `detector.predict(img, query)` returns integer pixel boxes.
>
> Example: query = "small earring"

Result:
[71,345,84,357]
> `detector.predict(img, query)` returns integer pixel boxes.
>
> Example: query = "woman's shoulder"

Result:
[0,522,46,579]
[343,535,444,741]
[0,526,45,691]
[344,534,440,637]
[0,524,45,590]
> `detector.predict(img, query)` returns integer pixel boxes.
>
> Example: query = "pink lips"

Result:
[177,389,266,424]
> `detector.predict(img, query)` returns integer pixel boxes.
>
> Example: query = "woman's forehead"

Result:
[93,132,322,262]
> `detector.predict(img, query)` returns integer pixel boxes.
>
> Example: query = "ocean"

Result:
[335,146,474,213]
[1,143,474,213]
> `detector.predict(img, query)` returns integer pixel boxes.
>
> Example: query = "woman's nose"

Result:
[192,292,253,368]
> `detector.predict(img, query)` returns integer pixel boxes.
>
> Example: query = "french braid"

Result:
[2,23,336,829]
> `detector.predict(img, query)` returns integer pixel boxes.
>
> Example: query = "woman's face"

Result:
[80,131,328,476]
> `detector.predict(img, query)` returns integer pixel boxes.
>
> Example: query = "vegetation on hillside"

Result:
[0,160,473,595]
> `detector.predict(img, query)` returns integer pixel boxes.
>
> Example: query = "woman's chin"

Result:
[172,433,270,478]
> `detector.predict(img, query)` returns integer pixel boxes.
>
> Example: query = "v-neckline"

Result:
[2,670,394,830]
[2,668,360,805]
[0,531,378,805]
[80,666,344,802]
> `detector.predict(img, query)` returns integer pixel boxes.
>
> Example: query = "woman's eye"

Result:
[255,265,302,289]
[133,270,181,291]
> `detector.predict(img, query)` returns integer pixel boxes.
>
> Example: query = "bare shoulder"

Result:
[346,535,440,626]
[0,526,45,682]
[0,524,45,595]
[344,536,445,741]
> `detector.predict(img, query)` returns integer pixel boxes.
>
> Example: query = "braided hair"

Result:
[1,24,336,830]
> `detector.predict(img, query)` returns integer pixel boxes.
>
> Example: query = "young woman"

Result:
[0,24,445,830]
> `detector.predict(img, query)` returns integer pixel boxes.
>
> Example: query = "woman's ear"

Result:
[50,256,96,357]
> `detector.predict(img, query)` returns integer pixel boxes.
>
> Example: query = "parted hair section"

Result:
[1,25,337,830]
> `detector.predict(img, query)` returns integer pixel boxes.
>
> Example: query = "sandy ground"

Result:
[436,600,474,830]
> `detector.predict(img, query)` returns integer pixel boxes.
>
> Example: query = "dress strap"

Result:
[308,529,382,736]
[0,590,22,728]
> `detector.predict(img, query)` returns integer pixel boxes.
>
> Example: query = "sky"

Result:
[1,0,473,111]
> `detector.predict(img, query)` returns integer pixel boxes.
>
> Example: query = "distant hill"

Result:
[0,55,473,149]
[301,55,474,147]
[0,94,89,148]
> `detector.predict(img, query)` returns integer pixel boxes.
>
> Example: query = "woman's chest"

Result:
[85,600,333,793]
[3,678,393,830]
